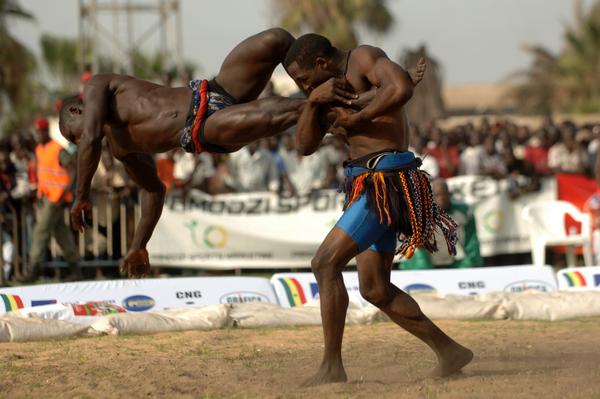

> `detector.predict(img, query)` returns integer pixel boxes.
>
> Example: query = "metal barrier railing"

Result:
[3,192,140,276]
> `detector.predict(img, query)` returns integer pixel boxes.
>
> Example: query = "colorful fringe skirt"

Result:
[342,150,458,258]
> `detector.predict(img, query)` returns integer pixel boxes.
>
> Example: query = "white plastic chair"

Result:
[522,201,593,267]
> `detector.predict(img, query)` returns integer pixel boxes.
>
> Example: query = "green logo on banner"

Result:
[184,220,228,248]
[483,209,503,233]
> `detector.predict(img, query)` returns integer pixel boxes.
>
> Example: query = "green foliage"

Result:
[131,50,198,83]
[0,0,38,136]
[40,34,82,95]
[272,0,393,49]
[513,0,600,114]
[0,0,33,30]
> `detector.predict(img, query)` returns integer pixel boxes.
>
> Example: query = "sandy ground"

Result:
[1,318,600,399]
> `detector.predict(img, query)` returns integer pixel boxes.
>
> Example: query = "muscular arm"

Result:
[295,101,327,155]
[296,86,375,155]
[120,153,166,277]
[353,46,415,122]
[77,78,110,201]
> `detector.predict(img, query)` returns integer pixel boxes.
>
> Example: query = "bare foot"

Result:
[300,363,348,387]
[428,343,473,378]
[409,57,427,86]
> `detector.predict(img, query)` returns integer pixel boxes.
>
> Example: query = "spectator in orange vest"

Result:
[21,117,81,282]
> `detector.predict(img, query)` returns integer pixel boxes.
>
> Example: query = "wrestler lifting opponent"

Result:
[283,33,473,386]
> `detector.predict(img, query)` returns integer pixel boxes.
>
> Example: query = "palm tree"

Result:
[0,0,36,120]
[401,45,445,125]
[512,0,600,114]
[40,34,81,95]
[271,0,393,49]
[558,0,600,111]
[509,46,559,115]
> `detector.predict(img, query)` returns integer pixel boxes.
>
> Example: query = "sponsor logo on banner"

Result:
[278,277,319,306]
[1,294,25,312]
[504,280,554,292]
[31,299,57,307]
[561,271,587,287]
[122,295,155,312]
[176,290,203,305]
[219,291,270,304]
[203,225,228,248]
[458,281,486,289]
[483,209,503,233]
[71,302,126,316]
[310,282,319,299]
[404,283,437,294]
[184,220,228,249]
[593,274,600,287]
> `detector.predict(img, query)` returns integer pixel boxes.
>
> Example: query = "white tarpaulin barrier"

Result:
[148,177,556,268]
[11,302,127,324]
[271,266,558,307]
[556,266,600,291]
[89,305,230,335]
[0,277,278,316]
[3,291,600,342]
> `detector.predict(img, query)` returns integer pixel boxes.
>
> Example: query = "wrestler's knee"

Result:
[359,280,393,308]
[260,28,294,57]
[311,248,345,280]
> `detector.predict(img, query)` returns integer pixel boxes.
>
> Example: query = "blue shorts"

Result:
[336,192,397,253]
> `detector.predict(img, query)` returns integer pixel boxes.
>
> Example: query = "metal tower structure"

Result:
[78,0,184,78]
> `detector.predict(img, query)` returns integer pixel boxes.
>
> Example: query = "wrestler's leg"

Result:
[202,96,304,152]
[302,194,388,387]
[356,249,473,377]
[215,28,294,102]
[301,227,359,387]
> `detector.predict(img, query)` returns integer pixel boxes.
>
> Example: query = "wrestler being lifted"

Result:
[283,34,473,386]
[59,28,319,278]
[59,28,424,278]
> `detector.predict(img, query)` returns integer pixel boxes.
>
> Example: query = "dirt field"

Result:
[1,318,600,399]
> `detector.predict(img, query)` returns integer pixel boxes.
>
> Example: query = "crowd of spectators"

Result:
[155,131,348,197]
[153,116,598,198]
[1,112,598,283]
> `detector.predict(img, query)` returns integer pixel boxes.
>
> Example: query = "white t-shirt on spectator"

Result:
[228,147,278,192]
[320,143,347,183]
[279,148,328,195]
[8,153,34,199]
[459,146,484,175]
[173,152,215,186]
[548,143,587,173]
[480,152,507,175]
[588,138,599,158]
[409,148,439,178]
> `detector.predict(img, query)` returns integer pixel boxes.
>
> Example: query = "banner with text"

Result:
[272,265,558,307]
[0,277,278,316]
[148,177,556,268]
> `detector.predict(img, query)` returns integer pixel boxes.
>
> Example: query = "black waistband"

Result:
[343,148,403,168]
[208,78,239,104]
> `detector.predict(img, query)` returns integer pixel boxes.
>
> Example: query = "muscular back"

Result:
[86,74,191,157]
